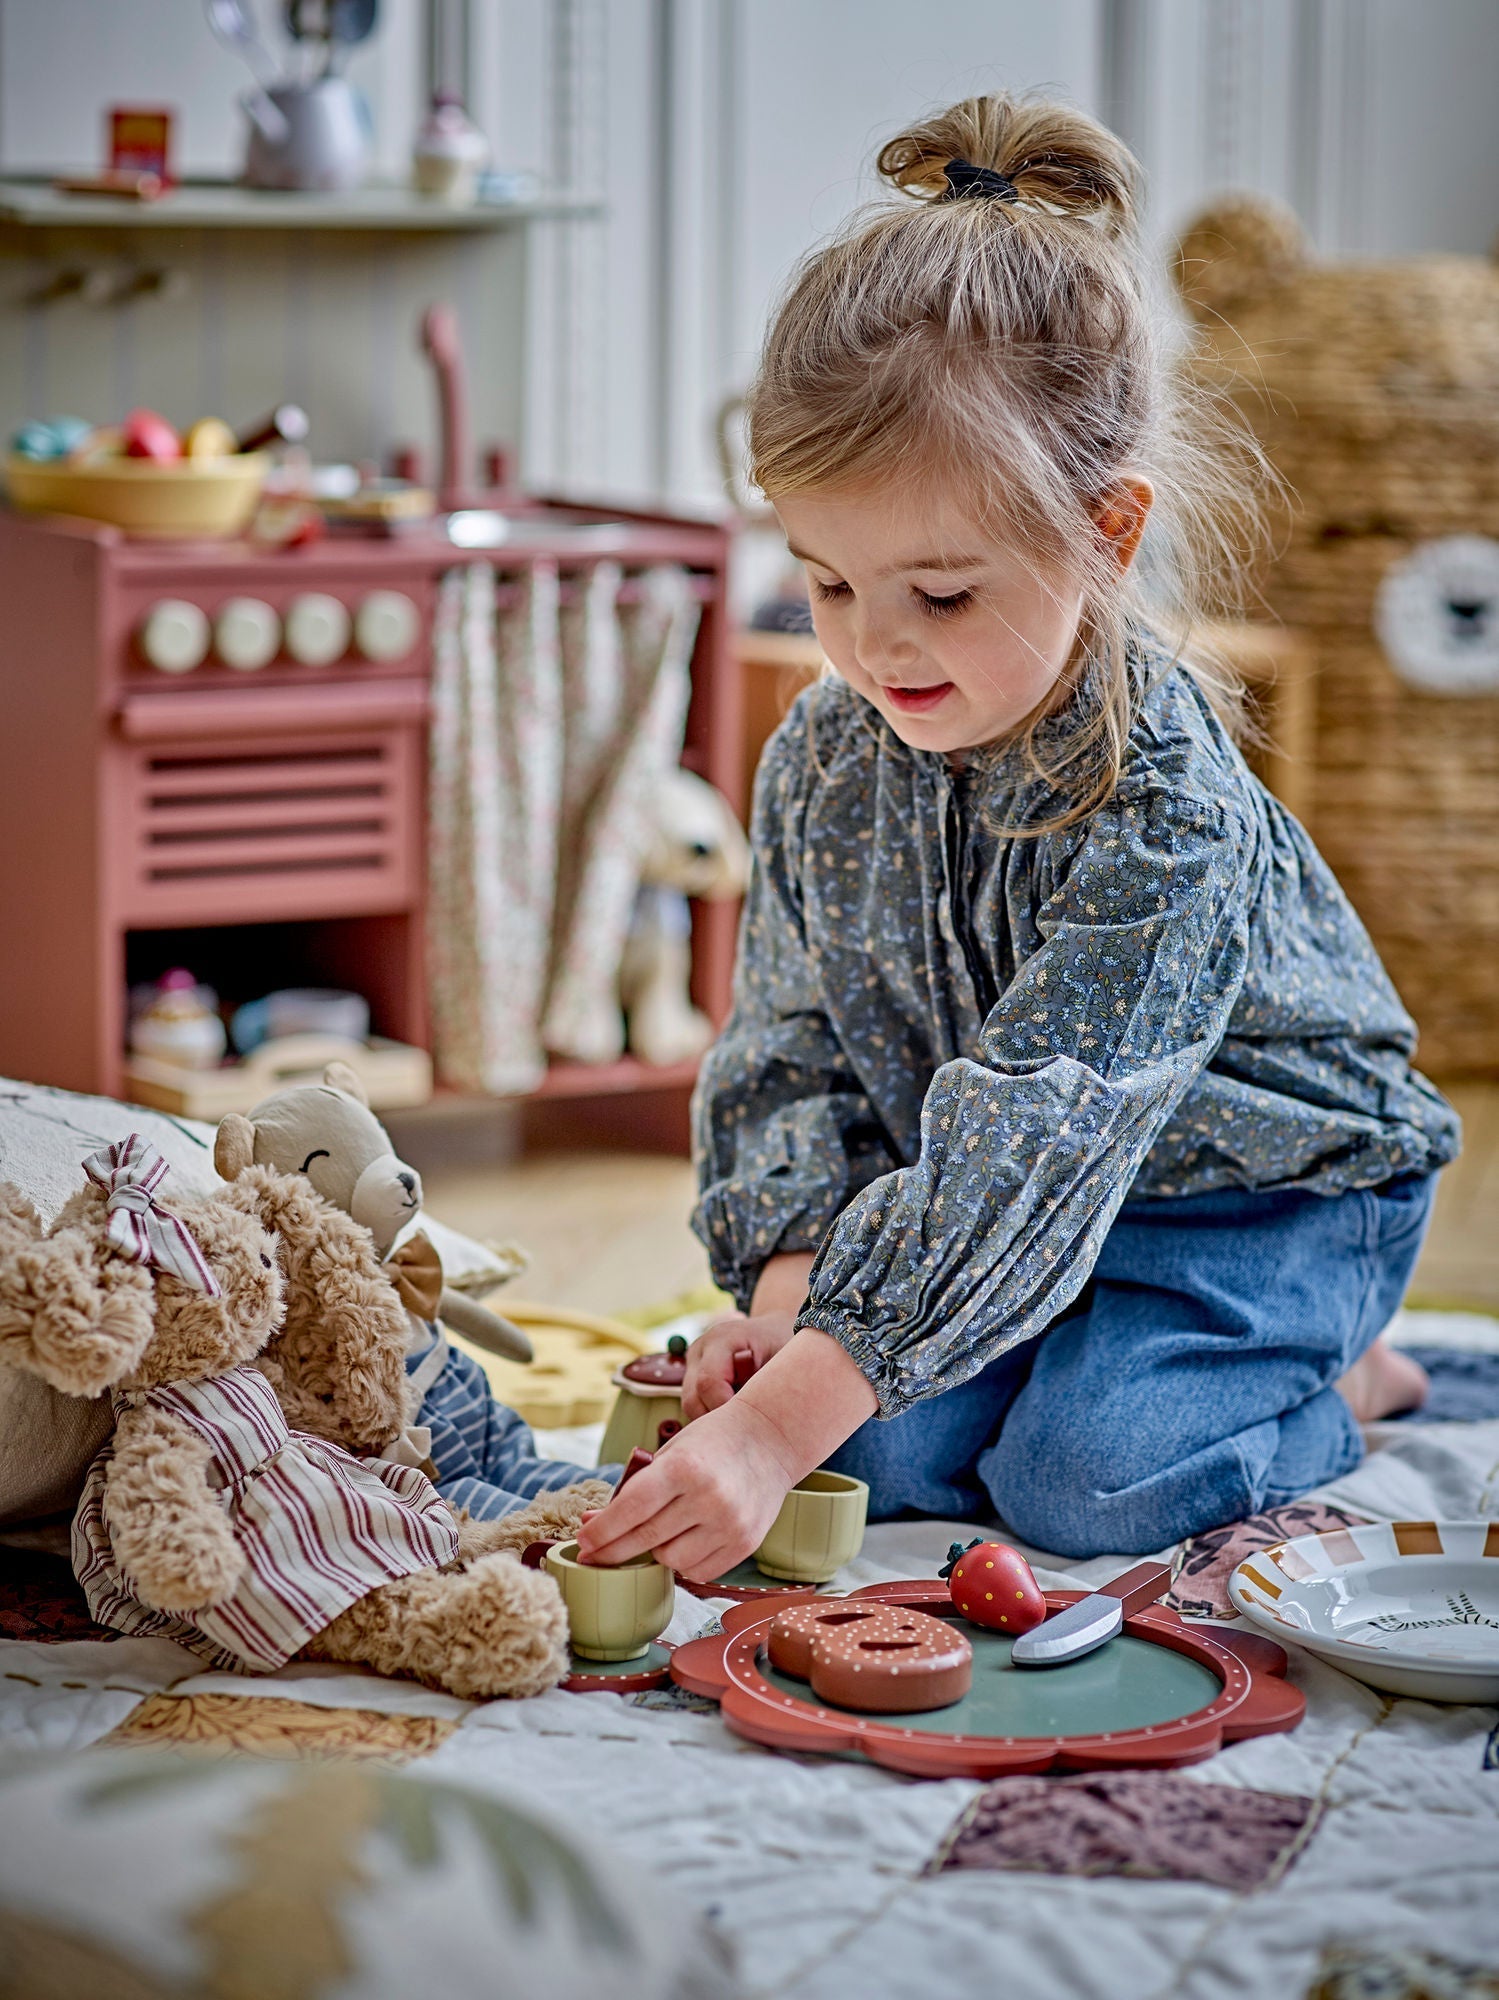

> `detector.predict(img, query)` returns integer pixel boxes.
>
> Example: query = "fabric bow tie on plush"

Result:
[383,1230,444,1319]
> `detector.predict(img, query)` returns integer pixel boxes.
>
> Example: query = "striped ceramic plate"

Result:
[1228,1520,1499,1703]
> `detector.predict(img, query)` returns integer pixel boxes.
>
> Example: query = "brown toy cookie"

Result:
[768,1600,972,1714]
[767,1601,889,1679]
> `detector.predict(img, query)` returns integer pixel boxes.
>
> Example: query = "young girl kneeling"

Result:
[578,92,1460,1573]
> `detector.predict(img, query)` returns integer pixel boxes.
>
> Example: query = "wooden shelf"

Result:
[529,1056,701,1100]
[0,177,603,233]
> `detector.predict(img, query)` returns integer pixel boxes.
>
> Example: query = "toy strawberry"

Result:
[939,1538,1047,1634]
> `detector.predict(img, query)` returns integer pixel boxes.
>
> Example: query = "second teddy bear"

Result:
[214,1065,615,1520]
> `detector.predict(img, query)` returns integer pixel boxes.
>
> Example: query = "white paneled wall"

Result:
[2,1,1498,503]
[497,0,1499,506]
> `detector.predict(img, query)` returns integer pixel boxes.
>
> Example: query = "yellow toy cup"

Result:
[754,1471,870,1584]
[544,1540,676,1662]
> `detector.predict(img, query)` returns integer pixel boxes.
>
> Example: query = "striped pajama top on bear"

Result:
[406,1323,614,1520]
[73,1364,460,1672]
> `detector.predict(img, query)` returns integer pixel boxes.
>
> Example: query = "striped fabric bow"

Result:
[81,1135,221,1297]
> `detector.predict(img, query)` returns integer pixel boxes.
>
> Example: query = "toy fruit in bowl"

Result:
[122,407,181,462]
[5,433,268,537]
[184,416,237,460]
[10,415,94,461]
[941,1538,1047,1634]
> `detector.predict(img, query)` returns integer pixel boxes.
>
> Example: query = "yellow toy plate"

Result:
[447,1300,660,1430]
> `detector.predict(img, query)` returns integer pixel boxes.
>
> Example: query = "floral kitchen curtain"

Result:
[427,561,700,1094]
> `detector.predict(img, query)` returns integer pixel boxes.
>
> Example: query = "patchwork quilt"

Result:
[1,1313,1496,1999]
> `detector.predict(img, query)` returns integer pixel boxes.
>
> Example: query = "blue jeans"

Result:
[825,1174,1437,1558]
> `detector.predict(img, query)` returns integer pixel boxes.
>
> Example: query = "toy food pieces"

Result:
[10,415,94,461]
[127,969,227,1070]
[941,1538,1047,1634]
[768,1600,972,1714]
[122,408,181,463]
[184,417,236,460]
[598,1333,688,1464]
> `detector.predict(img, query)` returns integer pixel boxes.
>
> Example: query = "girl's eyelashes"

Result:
[917,588,974,618]
[809,577,975,618]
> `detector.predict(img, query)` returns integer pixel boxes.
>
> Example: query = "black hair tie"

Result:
[941,157,1020,204]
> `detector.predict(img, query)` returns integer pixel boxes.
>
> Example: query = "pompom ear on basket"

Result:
[1175,195,1499,1075]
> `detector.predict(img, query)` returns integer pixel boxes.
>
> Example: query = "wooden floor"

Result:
[1409,1082,1499,1311]
[411,1082,1498,1321]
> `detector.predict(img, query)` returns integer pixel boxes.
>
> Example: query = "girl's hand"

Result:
[574,1399,798,1580]
[578,1327,881,1580]
[681,1309,796,1420]
[680,1249,818,1421]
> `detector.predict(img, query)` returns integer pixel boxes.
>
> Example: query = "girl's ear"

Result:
[1095,478,1154,574]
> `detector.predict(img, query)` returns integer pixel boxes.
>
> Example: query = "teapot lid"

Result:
[620,1332,688,1388]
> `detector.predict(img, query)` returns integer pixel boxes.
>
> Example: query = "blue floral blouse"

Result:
[691,635,1460,1419]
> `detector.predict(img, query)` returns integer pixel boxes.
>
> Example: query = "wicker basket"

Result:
[1175,197,1499,1076]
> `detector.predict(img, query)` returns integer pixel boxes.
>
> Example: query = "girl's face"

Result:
[775,481,1149,755]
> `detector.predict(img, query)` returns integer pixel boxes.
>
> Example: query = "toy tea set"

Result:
[543,1374,1311,1770]
[584,1348,1499,1768]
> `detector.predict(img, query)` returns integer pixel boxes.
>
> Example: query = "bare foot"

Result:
[1336,1337,1430,1422]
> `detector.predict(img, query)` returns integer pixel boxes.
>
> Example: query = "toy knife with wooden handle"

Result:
[1009,1560,1172,1667]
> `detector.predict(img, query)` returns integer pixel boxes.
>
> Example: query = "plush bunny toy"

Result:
[621,768,751,1066]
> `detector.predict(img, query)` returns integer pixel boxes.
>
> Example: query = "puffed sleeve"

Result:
[691,715,901,1312]
[795,788,1258,1415]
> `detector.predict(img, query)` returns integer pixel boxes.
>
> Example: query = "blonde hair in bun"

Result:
[748,91,1269,831]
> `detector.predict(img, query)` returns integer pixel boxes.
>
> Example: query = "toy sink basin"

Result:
[1229,1518,1499,1703]
[6,452,268,538]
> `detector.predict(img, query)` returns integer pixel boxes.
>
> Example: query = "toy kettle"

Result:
[597,1335,688,1467]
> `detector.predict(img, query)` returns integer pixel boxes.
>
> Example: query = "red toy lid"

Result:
[620,1333,688,1388]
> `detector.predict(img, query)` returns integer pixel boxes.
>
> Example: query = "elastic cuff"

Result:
[794,1309,909,1421]
[695,1188,844,1315]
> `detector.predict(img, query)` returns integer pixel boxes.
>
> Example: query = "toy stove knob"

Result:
[284,592,351,666]
[355,589,420,661]
[138,599,210,674]
[215,597,281,671]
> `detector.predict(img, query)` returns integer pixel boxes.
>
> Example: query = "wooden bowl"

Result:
[5,452,268,538]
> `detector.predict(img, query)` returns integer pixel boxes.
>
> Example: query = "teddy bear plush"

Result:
[214,1066,614,1521]
[0,1136,602,1699]
[1174,194,1499,1074]
[620,768,750,1067]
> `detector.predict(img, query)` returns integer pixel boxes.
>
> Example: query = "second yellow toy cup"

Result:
[754,1471,870,1583]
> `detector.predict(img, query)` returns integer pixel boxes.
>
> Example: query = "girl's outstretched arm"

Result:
[574,1328,876,1578]
[692,701,902,1317]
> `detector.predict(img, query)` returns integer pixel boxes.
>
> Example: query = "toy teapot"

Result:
[597,1334,688,1467]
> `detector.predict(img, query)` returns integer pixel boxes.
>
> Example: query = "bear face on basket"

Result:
[1175,194,1499,1074]
[0,1135,603,1700]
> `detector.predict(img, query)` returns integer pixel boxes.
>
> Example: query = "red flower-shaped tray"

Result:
[669,1580,1304,1778]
